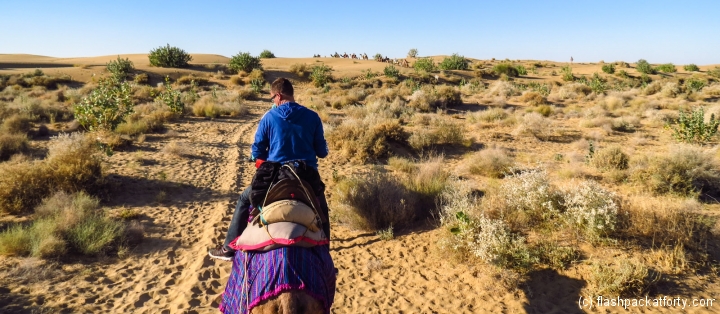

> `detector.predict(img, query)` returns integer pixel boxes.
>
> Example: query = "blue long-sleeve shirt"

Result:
[251,102,328,169]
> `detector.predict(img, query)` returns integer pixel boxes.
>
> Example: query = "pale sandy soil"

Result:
[0,54,719,314]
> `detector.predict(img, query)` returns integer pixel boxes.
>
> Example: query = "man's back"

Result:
[251,102,328,169]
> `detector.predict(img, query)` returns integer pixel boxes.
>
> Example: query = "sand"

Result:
[1,54,720,313]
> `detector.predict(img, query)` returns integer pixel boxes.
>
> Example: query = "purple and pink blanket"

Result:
[218,245,336,314]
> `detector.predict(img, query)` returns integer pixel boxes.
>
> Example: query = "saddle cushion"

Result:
[231,222,328,252]
[260,200,320,232]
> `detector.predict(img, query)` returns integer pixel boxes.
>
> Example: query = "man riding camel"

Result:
[208,78,330,261]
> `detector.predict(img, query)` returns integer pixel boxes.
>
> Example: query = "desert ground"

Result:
[1,52,720,313]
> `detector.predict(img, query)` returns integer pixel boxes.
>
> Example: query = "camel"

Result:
[251,290,324,314]
[362,53,368,60]
[342,53,349,58]
[351,53,357,59]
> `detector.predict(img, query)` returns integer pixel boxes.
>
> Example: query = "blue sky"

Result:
[2,0,719,64]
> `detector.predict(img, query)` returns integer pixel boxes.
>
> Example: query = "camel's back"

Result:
[251,290,323,314]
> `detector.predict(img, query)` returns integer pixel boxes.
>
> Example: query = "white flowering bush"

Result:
[438,181,534,271]
[499,168,562,225]
[563,180,619,241]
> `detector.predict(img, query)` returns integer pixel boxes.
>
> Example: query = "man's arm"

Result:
[313,116,329,158]
[251,118,270,160]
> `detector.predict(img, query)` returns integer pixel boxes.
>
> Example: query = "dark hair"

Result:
[271,77,294,97]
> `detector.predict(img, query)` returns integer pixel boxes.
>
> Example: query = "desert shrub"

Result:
[513,112,553,140]
[0,133,103,214]
[515,65,527,76]
[492,63,519,77]
[116,103,174,136]
[660,82,680,98]
[439,54,468,70]
[289,63,309,78]
[683,64,700,72]
[708,67,720,78]
[148,44,192,68]
[154,76,184,114]
[413,58,436,73]
[601,63,615,74]
[669,107,719,144]
[384,65,400,78]
[259,50,275,58]
[191,94,248,118]
[310,64,333,87]
[438,182,534,271]
[532,240,579,270]
[630,145,720,197]
[561,66,574,81]
[588,258,659,297]
[73,78,133,131]
[684,77,706,92]
[0,192,131,258]
[407,85,461,112]
[520,91,546,106]
[388,156,416,173]
[464,148,514,178]
[175,75,209,86]
[133,73,149,85]
[656,63,677,73]
[1,114,32,134]
[326,117,407,163]
[229,52,263,74]
[407,48,418,58]
[497,169,562,228]
[610,116,639,132]
[467,108,509,124]
[408,119,464,150]
[591,146,629,171]
[162,141,190,157]
[403,156,451,207]
[556,83,591,100]
[636,59,655,74]
[106,56,134,81]
[619,196,712,259]
[334,172,416,230]
[562,180,619,241]
[0,133,28,160]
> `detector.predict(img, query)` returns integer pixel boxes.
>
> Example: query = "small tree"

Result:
[656,63,677,73]
[73,78,133,131]
[229,52,263,73]
[684,64,700,72]
[439,53,468,70]
[413,58,436,72]
[148,44,192,68]
[384,65,400,78]
[636,59,655,74]
[408,48,418,58]
[310,64,333,87]
[601,63,615,74]
[106,56,134,81]
[492,63,519,77]
[259,50,276,58]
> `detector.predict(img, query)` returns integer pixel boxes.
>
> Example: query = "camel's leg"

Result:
[251,290,324,314]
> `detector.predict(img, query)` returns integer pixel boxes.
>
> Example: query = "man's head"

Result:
[270,77,294,106]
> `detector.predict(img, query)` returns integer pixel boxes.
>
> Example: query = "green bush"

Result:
[656,63,677,73]
[73,78,133,131]
[259,50,275,58]
[684,64,700,72]
[407,48,418,58]
[669,107,719,144]
[384,65,400,78]
[148,44,192,68]
[155,76,184,114]
[413,58,437,72]
[636,59,655,74]
[229,52,263,74]
[602,63,615,74]
[492,63,519,77]
[439,54,468,70]
[106,56,134,81]
[685,77,706,92]
[310,64,333,87]
[515,65,527,76]
[561,66,574,81]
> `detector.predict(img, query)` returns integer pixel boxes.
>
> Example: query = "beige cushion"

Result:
[231,222,328,252]
[260,200,320,232]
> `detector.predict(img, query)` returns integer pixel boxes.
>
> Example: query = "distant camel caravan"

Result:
[323,52,408,66]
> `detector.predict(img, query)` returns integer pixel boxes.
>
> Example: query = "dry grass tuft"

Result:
[630,145,719,197]
[462,147,514,178]
[162,141,190,157]
[408,117,465,151]
[326,117,407,163]
[587,257,660,297]
[0,132,28,161]
[590,145,629,171]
